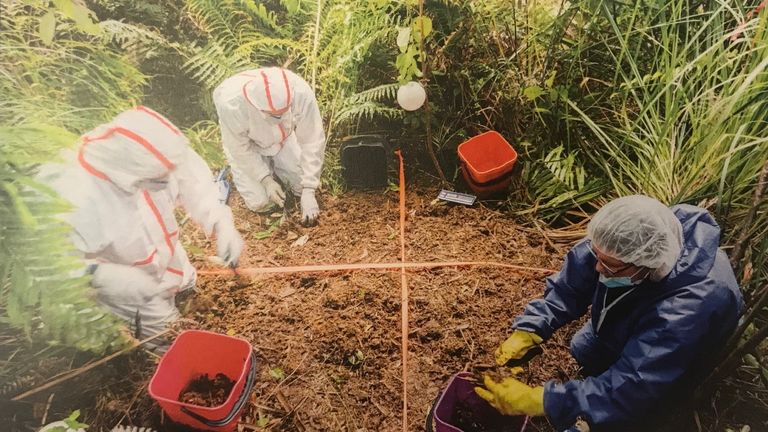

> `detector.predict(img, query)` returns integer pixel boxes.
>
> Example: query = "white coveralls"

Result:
[38,107,242,340]
[213,67,326,214]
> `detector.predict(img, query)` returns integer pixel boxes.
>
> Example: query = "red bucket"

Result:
[148,330,256,431]
[457,131,518,185]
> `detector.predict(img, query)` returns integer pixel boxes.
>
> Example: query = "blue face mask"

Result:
[599,274,638,288]
[599,268,646,288]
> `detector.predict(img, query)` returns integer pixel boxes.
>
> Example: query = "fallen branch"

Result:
[12,330,171,401]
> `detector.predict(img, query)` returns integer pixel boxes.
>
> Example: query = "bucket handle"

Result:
[180,351,257,428]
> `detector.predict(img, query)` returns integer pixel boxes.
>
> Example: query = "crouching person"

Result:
[475,195,744,431]
[38,107,244,347]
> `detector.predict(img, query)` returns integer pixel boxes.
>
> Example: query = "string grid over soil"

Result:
[90,188,582,431]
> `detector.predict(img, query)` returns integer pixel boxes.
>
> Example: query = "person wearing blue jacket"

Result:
[475,195,744,431]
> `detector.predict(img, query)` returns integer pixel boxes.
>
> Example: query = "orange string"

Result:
[196,261,556,277]
[395,150,408,432]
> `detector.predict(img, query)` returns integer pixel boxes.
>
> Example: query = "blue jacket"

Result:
[513,204,744,431]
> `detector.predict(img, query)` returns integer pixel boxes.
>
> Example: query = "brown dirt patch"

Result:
[68,187,583,431]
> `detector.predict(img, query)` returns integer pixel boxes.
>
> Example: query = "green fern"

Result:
[183,40,252,89]
[183,0,297,91]
[99,19,183,61]
[341,83,400,105]
[1,125,125,352]
[334,102,403,125]
[522,145,606,221]
[0,3,139,352]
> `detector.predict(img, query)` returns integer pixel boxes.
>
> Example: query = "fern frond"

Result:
[99,20,182,61]
[183,41,252,90]
[333,101,403,126]
[344,83,400,105]
[233,0,283,34]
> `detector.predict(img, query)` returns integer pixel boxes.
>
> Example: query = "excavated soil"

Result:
[179,373,236,408]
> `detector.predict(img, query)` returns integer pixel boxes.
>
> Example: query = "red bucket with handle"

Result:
[148,330,256,431]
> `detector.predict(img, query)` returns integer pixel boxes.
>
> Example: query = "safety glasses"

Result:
[586,241,634,276]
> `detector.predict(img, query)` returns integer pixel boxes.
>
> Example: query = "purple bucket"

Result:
[425,372,528,432]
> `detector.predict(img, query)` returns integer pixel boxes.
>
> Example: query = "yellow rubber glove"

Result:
[495,330,543,366]
[474,374,545,416]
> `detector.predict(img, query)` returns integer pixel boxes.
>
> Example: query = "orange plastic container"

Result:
[457,131,518,184]
[460,166,513,195]
[148,330,256,431]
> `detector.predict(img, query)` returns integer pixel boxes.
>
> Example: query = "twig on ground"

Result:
[533,220,559,252]
[117,381,149,426]
[694,410,702,432]
[264,352,309,401]
[40,392,54,425]
[275,391,307,432]
[12,330,171,401]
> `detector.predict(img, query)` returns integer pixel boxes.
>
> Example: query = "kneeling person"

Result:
[213,67,326,226]
[38,107,244,342]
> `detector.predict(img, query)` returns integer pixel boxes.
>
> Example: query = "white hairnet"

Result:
[79,106,188,192]
[587,195,683,278]
[242,67,292,113]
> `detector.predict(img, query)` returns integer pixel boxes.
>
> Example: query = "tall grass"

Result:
[567,0,768,289]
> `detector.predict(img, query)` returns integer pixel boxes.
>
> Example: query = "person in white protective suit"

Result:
[37,106,244,342]
[213,67,326,226]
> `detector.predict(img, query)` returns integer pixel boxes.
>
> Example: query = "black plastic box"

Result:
[340,135,389,189]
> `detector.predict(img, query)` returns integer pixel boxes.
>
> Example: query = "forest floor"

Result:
[4,187,765,431]
[98,186,580,432]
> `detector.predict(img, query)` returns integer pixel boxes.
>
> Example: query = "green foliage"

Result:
[185,121,228,169]
[0,2,144,132]
[521,145,606,222]
[63,410,89,429]
[564,1,768,291]
[569,1,768,205]
[255,413,271,427]
[0,125,126,352]
[182,0,290,91]
[333,83,404,125]
[0,2,137,351]
[268,367,285,380]
[395,13,433,83]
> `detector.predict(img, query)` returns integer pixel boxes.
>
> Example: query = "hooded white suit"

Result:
[213,67,326,219]
[38,107,243,339]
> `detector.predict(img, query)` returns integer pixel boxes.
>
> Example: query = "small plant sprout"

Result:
[269,367,285,381]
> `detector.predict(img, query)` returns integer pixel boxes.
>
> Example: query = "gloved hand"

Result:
[91,263,161,305]
[261,175,285,207]
[300,188,320,226]
[215,216,244,267]
[475,372,545,416]
[495,330,543,366]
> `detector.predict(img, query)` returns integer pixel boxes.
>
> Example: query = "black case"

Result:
[340,134,389,189]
